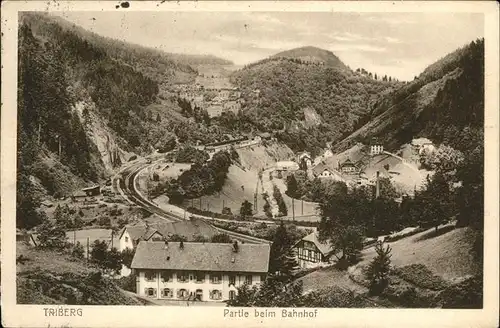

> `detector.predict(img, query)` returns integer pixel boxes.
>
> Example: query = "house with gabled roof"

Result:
[293,232,336,269]
[118,218,219,252]
[131,241,270,303]
[312,163,344,181]
[338,158,358,174]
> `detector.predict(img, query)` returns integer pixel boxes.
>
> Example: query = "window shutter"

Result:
[153,288,157,296]
[160,289,164,297]
[144,288,148,295]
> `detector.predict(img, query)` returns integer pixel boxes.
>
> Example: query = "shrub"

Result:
[393,264,448,291]
[437,275,482,308]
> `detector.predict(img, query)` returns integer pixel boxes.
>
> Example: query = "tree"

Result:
[36,220,67,250]
[192,234,209,242]
[318,191,366,266]
[221,207,232,216]
[105,247,123,274]
[121,247,135,268]
[72,241,85,259]
[365,243,392,295]
[90,240,109,267]
[286,174,299,198]
[210,233,232,243]
[269,222,299,279]
[240,200,253,217]
[273,185,288,216]
[169,234,187,242]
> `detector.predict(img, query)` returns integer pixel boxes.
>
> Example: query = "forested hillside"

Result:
[230,49,402,156]
[334,39,484,154]
[16,13,242,230]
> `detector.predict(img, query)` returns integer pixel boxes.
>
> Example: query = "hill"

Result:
[17,13,240,230]
[17,243,141,305]
[272,46,350,70]
[300,225,481,308]
[333,39,484,154]
[230,48,402,156]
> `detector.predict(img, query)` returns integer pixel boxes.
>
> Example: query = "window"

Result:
[125,237,129,242]
[210,273,222,284]
[161,271,172,283]
[145,288,156,298]
[210,289,222,300]
[177,271,189,283]
[228,275,236,286]
[177,289,189,300]
[195,272,205,283]
[229,290,236,300]
[162,288,173,298]
[144,271,156,282]
[195,289,203,301]
[260,274,267,282]
[245,275,253,285]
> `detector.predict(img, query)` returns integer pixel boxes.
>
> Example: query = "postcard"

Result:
[1,1,499,327]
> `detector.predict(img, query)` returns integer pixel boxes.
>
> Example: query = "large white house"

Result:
[131,241,270,303]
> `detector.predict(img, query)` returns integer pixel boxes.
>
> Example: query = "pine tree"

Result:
[286,174,298,198]
[240,200,253,217]
[365,243,392,295]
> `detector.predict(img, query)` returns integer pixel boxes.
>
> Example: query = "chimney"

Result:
[375,171,380,199]
[232,240,239,253]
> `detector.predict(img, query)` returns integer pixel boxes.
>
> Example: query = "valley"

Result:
[15,12,484,310]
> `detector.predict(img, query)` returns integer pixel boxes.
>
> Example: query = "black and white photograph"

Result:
[1,1,499,327]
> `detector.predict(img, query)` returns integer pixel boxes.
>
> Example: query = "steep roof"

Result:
[131,241,270,273]
[296,232,335,256]
[120,218,218,242]
[340,158,356,167]
[312,163,331,175]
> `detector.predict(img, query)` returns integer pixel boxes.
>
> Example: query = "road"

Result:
[114,161,271,244]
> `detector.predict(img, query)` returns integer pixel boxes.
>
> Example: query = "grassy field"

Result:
[354,225,480,282]
[182,164,260,215]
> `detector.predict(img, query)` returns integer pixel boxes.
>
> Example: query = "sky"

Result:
[53,11,484,81]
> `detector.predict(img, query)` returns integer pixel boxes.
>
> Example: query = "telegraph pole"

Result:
[86,237,90,262]
[301,199,303,215]
[292,197,295,221]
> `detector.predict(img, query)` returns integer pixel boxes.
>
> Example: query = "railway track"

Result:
[114,162,271,244]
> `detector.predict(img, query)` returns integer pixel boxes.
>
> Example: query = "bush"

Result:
[393,264,448,291]
[116,273,137,293]
[437,275,482,308]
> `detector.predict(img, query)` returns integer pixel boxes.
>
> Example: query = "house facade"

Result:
[131,241,270,303]
[339,158,357,174]
[293,232,335,269]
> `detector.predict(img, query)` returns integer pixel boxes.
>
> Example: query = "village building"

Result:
[82,185,101,197]
[297,152,312,170]
[293,232,335,269]
[338,158,357,174]
[259,132,272,141]
[131,241,270,302]
[370,137,384,156]
[71,190,88,202]
[275,161,300,173]
[118,218,219,252]
[411,137,436,155]
[40,200,54,208]
[312,163,344,181]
